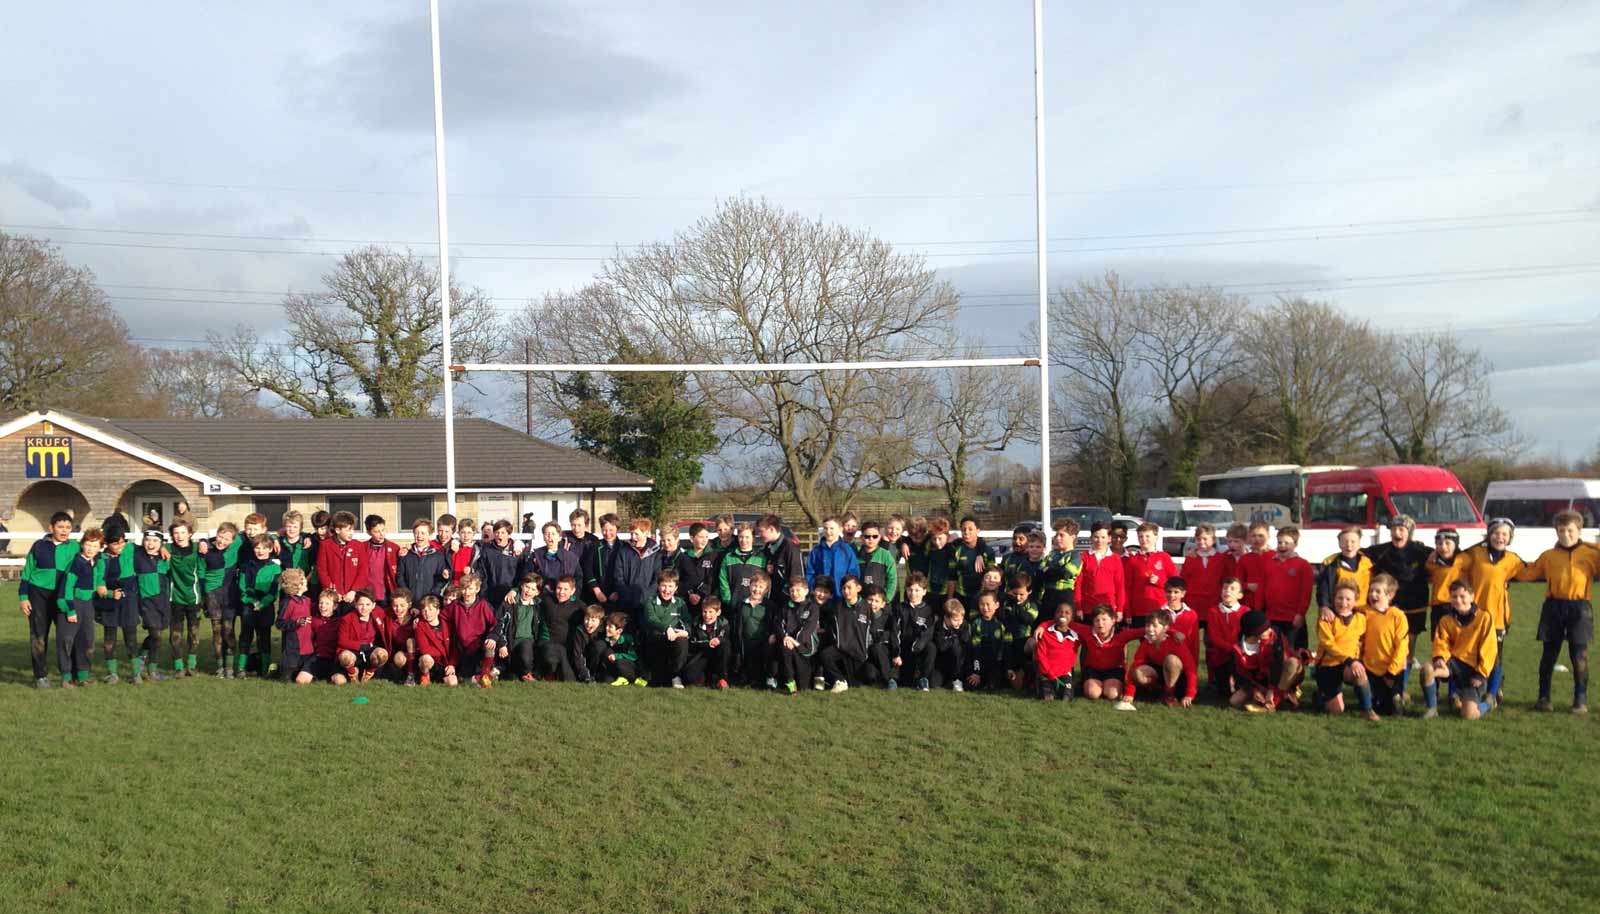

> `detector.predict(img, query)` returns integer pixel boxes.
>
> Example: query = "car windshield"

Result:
[1183,510,1237,527]
[1390,491,1479,525]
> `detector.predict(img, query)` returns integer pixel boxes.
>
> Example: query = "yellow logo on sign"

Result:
[24,435,72,478]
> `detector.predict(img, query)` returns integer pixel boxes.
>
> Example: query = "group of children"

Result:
[15,504,1595,717]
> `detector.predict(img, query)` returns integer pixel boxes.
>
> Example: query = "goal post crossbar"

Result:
[453,357,1040,374]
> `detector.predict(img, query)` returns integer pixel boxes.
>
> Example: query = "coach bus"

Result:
[1196,464,1355,526]
[1480,478,1600,528]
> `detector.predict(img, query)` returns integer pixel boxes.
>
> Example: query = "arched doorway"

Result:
[117,479,187,533]
[14,480,91,532]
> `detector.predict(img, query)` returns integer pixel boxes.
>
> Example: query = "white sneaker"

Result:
[952,681,964,693]
[812,676,826,691]
[765,677,778,690]
[1114,699,1137,711]
[830,680,849,693]
[671,676,684,689]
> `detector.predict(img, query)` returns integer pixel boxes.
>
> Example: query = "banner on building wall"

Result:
[476,493,515,524]
[24,436,73,479]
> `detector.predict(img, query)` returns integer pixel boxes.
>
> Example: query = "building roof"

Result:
[18,411,651,492]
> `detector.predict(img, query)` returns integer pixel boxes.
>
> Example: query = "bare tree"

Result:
[512,198,957,526]
[916,352,1037,516]
[1134,287,1254,495]
[0,232,153,416]
[1241,297,1378,464]
[146,348,269,418]
[1364,330,1516,464]
[1027,272,1148,512]
[215,247,500,417]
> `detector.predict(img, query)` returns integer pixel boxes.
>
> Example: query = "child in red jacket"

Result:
[1261,526,1315,649]
[1069,603,1141,702]
[383,588,416,684]
[1075,523,1126,622]
[1179,524,1231,624]
[274,568,313,682]
[1236,522,1274,611]
[335,589,390,684]
[315,511,365,610]
[1117,608,1197,709]
[1201,577,1248,696]
[446,572,498,688]
[1032,602,1080,700]
[295,588,343,684]
[1160,577,1200,671]
[1230,609,1308,711]
[413,594,455,686]
[1123,523,1176,627]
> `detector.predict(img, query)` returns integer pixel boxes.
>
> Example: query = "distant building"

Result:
[1,409,650,541]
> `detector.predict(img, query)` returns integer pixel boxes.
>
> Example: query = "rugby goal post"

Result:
[426,0,1055,531]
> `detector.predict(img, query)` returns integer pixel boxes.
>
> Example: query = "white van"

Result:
[1141,497,1236,557]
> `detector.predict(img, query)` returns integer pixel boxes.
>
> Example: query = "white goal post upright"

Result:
[428,0,458,515]
[1032,0,1052,534]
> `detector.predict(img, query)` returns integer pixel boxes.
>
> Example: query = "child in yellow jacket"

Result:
[1516,511,1600,713]
[1461,518,1523,703]
[1361,574,1409,716]
[1428,579,1498,720]
[1314,581,1375,720]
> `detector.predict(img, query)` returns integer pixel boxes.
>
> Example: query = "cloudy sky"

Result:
[4,0,1599,459]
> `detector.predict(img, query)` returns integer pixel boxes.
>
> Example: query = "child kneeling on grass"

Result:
[336,590,390,685]
[594,612,642,686]
[383,588,416,685]
[1070,603,1140,702]
[1361,574,1409,717]
[447,574,498,689]
[1115,608,1196,710]
[684,597,732,689]
[496,575,542,683]
[1230,610,1306,712]
[296,589,343,684]
[412,594,455,686]
[1428,579,1498,720]
[1033,602,1080,701]
[1314,581,1376,721]
[929,600,971,692]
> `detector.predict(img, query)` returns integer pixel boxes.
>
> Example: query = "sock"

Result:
[173,657,184,671]
[236,652,247,672]
[1357,682,1373,712]
[107,659,119,677]
[76,669,90,682]
[1573,647,1589,704]
[480,656,494,677]
[187,653,197,670]
[1424,681,1438,709]
[1486,656,1504,699]
[132,657,144,677]
[1477,699,1493,716]
[260,651,272,673]
[1398,663,1411,693]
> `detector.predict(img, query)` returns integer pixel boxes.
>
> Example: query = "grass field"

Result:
[2,585,1597,914]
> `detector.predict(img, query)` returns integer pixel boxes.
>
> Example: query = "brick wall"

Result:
[2,420,212,532]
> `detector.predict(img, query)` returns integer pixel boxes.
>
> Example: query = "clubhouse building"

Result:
[0,409,651,543]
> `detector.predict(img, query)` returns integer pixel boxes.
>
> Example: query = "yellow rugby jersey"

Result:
[1360,606,1409,677]
[1461,543,1525,632]
[1516,543,1600,601]
[1426,552,1468,606]
[1431,608,1498,678]
[1315,611,1365,667]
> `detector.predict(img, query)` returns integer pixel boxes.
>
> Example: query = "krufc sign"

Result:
[24,435,72,479]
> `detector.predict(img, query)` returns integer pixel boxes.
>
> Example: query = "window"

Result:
[1483,498,1569,527]
[1145,509,1180,529]
[400,496,433,529]
[1389,491,1478,525]
[1307,492,1368,525]
[1573,499,1600,527]
[327,497,363,522]
[253,497,289,530]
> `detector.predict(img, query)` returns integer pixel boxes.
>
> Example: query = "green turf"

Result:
[1,585,1596,914]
